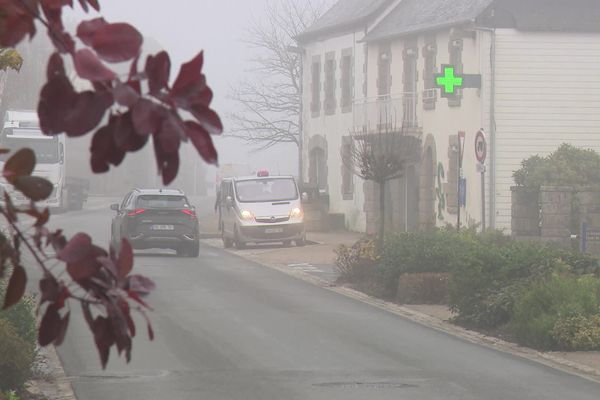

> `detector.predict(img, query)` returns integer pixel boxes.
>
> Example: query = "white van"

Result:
[218,171,306,248]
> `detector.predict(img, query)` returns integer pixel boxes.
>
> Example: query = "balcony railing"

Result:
[353,93,419,133]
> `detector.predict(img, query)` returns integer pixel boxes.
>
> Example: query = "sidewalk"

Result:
[202,229,600,382]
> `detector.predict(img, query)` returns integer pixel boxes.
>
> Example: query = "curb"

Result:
[27,345,77,400]
[202,239,600,384]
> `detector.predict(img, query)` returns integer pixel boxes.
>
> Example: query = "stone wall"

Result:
[511,186,540,239]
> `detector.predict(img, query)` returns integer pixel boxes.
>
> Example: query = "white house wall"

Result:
[302,31,368,231]
[493,29,600,231]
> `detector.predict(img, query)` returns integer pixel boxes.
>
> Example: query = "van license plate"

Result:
[152,225,174,230]
[265,228,284,234]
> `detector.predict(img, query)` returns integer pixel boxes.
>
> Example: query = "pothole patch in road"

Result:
[313,381,419,389]
[72,370,171,382]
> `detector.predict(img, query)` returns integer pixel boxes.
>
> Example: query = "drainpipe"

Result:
[477,26,497,229]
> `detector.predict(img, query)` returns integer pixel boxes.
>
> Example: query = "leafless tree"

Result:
[343,121,421,247]
[228,0,329,177]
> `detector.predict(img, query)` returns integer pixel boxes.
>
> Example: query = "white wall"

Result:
[302,31,368,231]
[493,29,600,231]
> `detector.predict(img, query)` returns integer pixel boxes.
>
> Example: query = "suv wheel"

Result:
[188,241,200,257]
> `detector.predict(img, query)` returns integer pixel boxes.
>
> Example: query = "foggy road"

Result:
[51,205,600,400]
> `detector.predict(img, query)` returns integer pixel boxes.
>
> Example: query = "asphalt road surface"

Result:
[45,205,600,400]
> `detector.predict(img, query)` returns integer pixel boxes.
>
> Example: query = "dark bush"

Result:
[0,319,35,392]
[396,273,450,304]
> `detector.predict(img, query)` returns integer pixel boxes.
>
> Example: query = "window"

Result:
[448,38,463,107]
[120,193,133,210]
[324,52,336,115]
[310,56,321,116]
[377,43,391,97]
[402,40,418,127]
[136,195,189,208]
[340,49,353,113]
[341,136,354,199]
[422,37,437,110]
[235,178,298,203]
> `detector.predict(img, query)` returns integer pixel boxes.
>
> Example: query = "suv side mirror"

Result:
[110,203,120,212]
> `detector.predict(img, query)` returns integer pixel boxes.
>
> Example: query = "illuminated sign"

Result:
[434,64,481,99]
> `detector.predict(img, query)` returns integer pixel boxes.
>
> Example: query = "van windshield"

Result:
[235,178,298,203]
[0,132,60,164]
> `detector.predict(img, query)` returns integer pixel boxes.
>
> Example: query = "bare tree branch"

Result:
[229,0,328,150]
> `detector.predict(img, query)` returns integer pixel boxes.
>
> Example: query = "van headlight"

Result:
[240,210,254,221]
[290,207,303,219]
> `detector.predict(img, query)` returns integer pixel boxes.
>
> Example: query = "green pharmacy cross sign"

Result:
[434,64,481,99]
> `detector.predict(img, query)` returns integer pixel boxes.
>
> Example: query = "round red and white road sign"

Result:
[475,130,486,163]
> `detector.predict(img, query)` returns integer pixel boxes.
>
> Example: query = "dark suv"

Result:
[110,189,200,257]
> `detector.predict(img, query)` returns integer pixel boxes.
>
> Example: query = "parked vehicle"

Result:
[0,110,89,211]
[110,188,200,257]
[218,171,306,249]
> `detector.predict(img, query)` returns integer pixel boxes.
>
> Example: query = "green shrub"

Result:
[0,319,35,391]
[449,238,598,329]
[396,273,450,304]
[0,280,37,345]
[377,229,474,298]
[510,275,600,350]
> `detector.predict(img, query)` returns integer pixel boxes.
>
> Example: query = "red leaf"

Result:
[92,23,143,63]
[80,0,100,12]
[119,299,135,337]
[73,49,117,81]
[147,322,154,341]
[0,7,36,47]
[153,139,179,186]
[127,289,150,309]
[114,81,139,107]
[127,275,155,295]
[64,90,112,137]
[111,112,148,152]
[190,105,223,136]
[132,99,164,136]
[3,265,26,310]
[3,148,35,184]
[145,51,170,95]
[92,316,114,369]
[117,239,133,279]
[157,114,183,155]
[185,121,218,164]
[76,17,107,46]
[171,52,204,95]
[38,303,61,346]
[66,261,98,282]
[54,311,70,346]
[47,52,66,79]
[57,232,92,263]
[35,208,50,227]
[41,0,73,9]
[39,274,59,304]
[14,176,54,201]
[38,76,77,135]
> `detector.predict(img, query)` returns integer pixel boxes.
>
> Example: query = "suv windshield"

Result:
[235,178,298,202]
[136,195,188,208]
[0,132,60,164]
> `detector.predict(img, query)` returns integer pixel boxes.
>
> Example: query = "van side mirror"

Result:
[110,203,120,212]
[301,192,309,202]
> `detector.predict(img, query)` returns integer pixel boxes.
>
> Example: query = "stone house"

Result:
[297,0,600,234]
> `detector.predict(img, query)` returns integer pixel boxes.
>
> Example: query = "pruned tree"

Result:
[343,122,421,247]
[228,0,329,177]
[0,0,221,369]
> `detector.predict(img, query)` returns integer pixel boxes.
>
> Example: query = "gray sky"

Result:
[84,0,299,176]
